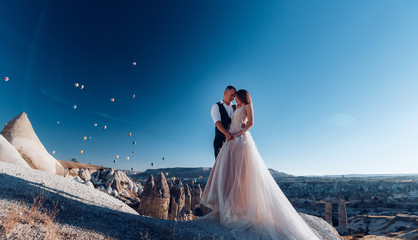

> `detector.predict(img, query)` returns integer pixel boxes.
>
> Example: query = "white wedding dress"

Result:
[200,106,320,240]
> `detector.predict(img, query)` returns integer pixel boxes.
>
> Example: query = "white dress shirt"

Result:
[211,100,234,125]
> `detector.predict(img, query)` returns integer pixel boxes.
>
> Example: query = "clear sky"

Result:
[1,0,417,175]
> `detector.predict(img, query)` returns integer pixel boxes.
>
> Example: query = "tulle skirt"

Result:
[200,132,320,240]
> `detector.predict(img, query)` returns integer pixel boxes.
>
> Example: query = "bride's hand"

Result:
[233,130,244,138]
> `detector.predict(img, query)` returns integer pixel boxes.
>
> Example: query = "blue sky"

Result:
[1,0,417,175]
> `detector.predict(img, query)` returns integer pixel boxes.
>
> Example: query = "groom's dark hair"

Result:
[225,85,236,91]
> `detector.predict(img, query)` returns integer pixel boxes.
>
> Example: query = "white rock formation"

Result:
[0,135,30,168]
[0,112,65,175]
[300,213,343,240]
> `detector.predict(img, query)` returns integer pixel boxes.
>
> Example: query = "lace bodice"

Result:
[229,106,247,134]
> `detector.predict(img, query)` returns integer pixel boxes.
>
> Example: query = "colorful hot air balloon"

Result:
[128,133,132,136]
[73,105,77,110]
[133,141,136,145]
[199,176,203,179]
[165,172,169,176]
[94,123,97,127]
[132,62,136,66]
[132,94,136,99]
[126,156,130,160]
[4,77,9,81]
[51,150,55,155]
[74,83,79,87]
[132,151,135,154]
[110,98,115,102]
[83,136,87,141]
[103,125,107,130]
[115,155,119,159]
[162,157,165,160]
[89,136,92,139]
[79,150,83,154]
[80,85,84,89]
[57,121,60,124]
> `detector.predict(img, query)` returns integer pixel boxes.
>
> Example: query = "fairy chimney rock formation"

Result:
[325,197,333,225]
[191,184,202,211]
[0,135,30,168]
[337,197,348,235]
[168,179,185,220]
[136,172,170,219]
[184,184,192,213]
[0,112,64,175]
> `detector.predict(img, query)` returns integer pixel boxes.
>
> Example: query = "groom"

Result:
[211,85,237,158]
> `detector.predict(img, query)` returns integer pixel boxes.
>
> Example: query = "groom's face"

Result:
[224,89,236,104]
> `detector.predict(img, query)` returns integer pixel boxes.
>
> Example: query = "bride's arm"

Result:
[234,104,254,137]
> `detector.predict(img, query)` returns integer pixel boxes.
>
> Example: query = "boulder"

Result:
[79,169,91,181]
[0,135,30,168]
[84,181,94,188]
[0,112,65,175]
[73,176,85,184]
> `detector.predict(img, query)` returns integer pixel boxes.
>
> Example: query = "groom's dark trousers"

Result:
[214,102,236,158]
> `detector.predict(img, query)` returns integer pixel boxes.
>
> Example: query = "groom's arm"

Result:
[215,121,232,141]
[211,104,233,141]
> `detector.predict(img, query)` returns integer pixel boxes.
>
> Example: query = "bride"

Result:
[200,89,320,240]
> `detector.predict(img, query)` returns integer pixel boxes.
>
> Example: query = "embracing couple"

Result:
[200,86,320,239]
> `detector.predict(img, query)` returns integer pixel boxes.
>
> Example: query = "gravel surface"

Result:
[0,161,234,239]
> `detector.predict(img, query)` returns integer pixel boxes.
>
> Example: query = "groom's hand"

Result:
[226,132,233,141]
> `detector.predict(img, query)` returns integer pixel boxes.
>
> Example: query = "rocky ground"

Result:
[0,161,342,240]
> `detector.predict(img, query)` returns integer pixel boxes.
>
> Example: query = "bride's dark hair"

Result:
[236,89,252,105]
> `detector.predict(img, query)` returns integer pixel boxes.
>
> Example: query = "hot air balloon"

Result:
[126,156,130,160]
[151,162,154,167]
[165,172,169,176]
[79,150,83,154]
[190,180,194,185]
[80,85,84,89]
[57,121,60,124]
[116,155,119,159]
[51,150,55,155]
[94,123,97,127]
[132,62,136,66]
[171,177,175,181]
[74,83,79,87]
[132,151,135,154]
[73,105,77,110]
[133,141,136,145]
[113,160,116,163]
[4,77,9,81]
[89,136,92,139]
[128,133,132,136]
[162,157,165,160]
[83,136,87,141]
[110,98,115,102]
[103,125,107,130]
[132,94,136,99]
[198,176,203,179]
[131,167,134,171]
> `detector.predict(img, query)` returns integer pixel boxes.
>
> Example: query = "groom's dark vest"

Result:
[214,102,236,158]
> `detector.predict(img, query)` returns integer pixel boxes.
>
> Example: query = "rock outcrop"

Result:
[0,135,30,168]
[0,112,64,175]
[136,173,170,219]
